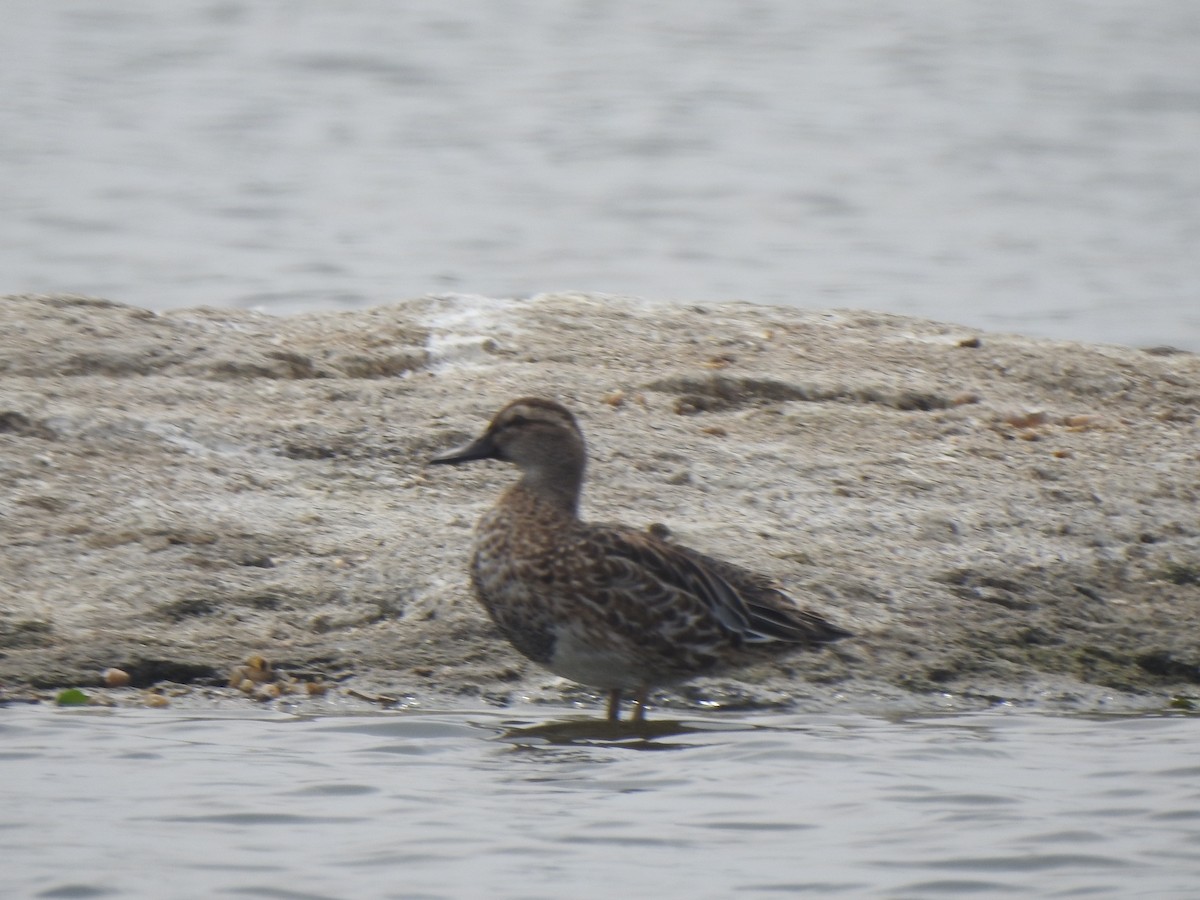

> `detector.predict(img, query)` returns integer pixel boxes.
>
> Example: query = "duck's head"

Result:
[430,397,587,500]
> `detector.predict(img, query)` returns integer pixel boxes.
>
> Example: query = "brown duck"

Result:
[430,397,850,722]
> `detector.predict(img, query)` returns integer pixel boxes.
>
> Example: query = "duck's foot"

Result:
[606,687,651,723]
[631,686,649,723]
[606,688,623,722]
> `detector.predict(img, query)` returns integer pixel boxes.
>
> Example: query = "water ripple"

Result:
[2,706,1199,897]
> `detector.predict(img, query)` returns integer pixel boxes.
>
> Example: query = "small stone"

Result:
[1004,410,1047,429]
[229,654,274,687]
[255,683,283,701]
[1064,414,1108,431]
[102,667,131,688]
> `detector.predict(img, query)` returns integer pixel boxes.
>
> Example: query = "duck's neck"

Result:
[513,461,584,517]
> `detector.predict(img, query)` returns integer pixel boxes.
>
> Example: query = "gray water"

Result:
[3,1,1200,349]
[3,705,1199,898]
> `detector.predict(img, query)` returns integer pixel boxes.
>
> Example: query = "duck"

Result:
[430,397,850,721]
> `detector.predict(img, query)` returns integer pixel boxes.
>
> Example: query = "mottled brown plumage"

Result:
[430,397,849,721]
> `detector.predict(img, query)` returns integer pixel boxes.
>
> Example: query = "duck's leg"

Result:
[606,689,622,722]
[631,686,649,723]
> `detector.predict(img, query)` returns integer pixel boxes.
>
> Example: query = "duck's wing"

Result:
[582,525,849,646]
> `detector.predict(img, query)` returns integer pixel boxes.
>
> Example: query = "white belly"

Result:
[546,623,645,690]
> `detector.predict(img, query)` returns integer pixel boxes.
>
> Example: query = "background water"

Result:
[3,0,1199,349]
[3,706,1199,899]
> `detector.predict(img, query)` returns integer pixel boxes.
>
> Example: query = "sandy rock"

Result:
[1,292,1198,713]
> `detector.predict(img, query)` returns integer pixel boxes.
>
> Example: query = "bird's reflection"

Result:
[493,714,748,751]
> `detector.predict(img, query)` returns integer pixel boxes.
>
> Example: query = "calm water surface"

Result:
[4,1,1200,349]
[3,706,1198,898]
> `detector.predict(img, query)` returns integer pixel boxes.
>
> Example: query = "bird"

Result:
[429,397,850,722]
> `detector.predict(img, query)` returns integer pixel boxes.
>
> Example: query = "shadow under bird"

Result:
[429,397,850,722]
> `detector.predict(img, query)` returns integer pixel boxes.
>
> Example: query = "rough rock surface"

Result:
[2,293,1198,714]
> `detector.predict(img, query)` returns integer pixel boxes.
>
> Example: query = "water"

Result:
[3,705,1198,898]
[3,1,1200,349]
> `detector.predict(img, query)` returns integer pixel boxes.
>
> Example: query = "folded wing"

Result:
[580,525,850,647]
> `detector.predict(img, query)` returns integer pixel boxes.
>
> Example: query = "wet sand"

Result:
[2,293,1198,713]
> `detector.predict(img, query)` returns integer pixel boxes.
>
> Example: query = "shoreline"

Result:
[2,293,1198,714]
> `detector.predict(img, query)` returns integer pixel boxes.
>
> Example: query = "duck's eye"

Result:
[501,414,530,430]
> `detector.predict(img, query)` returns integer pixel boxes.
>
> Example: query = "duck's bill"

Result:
[428,433,499,465]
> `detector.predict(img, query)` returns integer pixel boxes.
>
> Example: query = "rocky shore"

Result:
[2,293,1198,715]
